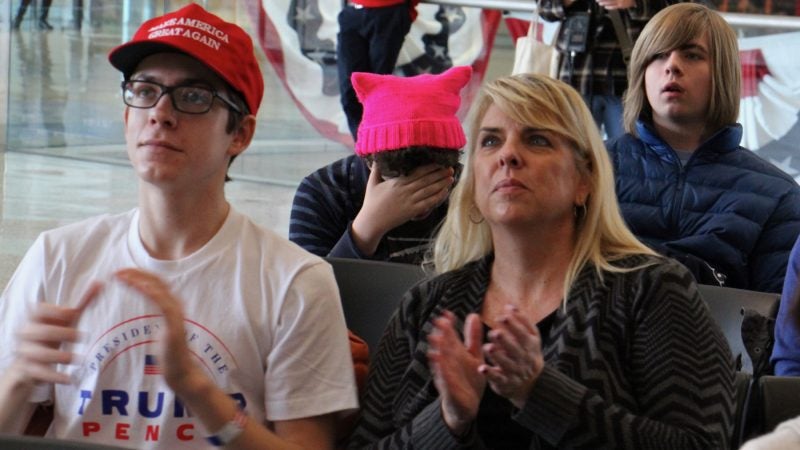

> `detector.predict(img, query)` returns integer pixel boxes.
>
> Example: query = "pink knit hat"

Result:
[352,66,472,157]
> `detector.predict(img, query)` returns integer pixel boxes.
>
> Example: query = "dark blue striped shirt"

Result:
[289,155,448,264]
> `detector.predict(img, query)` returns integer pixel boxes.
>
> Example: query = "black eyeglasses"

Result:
[121,80,242,114]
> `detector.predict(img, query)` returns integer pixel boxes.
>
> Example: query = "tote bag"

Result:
[511,10,560,78]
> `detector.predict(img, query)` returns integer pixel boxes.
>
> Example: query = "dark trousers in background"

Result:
[73,0,83,29]
[336,3,411,140]
[12,0,53,29]
[586,94,624,140]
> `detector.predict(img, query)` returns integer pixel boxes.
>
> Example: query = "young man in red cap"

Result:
[290,66,471,264]
[0,4,357,449]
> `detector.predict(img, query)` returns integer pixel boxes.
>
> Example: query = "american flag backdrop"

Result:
[238,1,800,182]
[739,31,800,182]
[240,0,501,146]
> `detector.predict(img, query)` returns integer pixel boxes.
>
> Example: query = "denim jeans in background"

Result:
[586,94,624,140]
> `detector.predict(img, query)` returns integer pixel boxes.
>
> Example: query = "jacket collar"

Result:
[635,120,743,158]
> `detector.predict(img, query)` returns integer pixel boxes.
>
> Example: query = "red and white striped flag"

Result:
[242,0,501,146]
[738,31,800,182]
[144,354,161,375]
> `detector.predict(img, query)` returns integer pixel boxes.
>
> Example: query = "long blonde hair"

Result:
[623,3,741,135]
[432,74,654,300]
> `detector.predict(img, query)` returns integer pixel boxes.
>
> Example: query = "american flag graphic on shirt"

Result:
[144,354,161,375]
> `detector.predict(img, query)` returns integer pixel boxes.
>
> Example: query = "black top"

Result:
[476,313,557,450]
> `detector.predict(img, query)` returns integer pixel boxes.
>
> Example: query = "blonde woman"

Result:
[347,74,735,448]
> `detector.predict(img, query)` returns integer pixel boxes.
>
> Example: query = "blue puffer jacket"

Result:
[606,121,800,293]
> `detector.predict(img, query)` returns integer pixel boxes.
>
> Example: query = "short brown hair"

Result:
[365,146,461,177]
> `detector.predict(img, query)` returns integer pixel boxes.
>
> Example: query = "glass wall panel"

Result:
[1,0,10,151]
[5,0,349,189]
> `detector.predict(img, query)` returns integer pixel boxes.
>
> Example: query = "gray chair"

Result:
[325,257,427,358]
[699,285,780,446]
[756,375,800,433]
[0,435,128,449]
[698,284,779,374]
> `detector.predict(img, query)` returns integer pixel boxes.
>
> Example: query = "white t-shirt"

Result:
[0,208,358,449]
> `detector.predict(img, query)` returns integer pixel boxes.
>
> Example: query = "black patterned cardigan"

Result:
[346,254,736,449]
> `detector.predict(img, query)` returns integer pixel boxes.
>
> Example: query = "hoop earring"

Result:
[574,203,587,222]
[469,204,485,224]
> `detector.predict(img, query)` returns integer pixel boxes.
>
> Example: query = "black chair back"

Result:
[732,371,754,449]
[757,375,800,433]
[698,284,779,373]
[325,257,427,358]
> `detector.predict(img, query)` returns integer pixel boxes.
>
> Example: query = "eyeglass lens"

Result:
[122,81,217,114]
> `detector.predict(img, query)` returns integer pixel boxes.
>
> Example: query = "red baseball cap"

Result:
[108,3,264,115]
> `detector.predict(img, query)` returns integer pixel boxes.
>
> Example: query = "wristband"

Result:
[205,409,247,447]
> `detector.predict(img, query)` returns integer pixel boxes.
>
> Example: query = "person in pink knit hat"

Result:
[290,66,472,264]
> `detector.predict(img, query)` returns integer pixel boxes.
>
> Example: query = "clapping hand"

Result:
[480,305,545,409]
[115,268,207,396]
[426,306,545,435]
[12,282,102,386]
[427,311,486,436]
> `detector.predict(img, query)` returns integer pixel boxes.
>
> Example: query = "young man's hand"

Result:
[114,268,339,449]
[114,268,209,397]
[8,283,101,386]
[0,282,101,432]
[351,163,455,257]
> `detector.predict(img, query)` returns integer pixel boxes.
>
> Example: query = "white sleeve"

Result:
[263,260,358,421]
[740,417,800,450]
